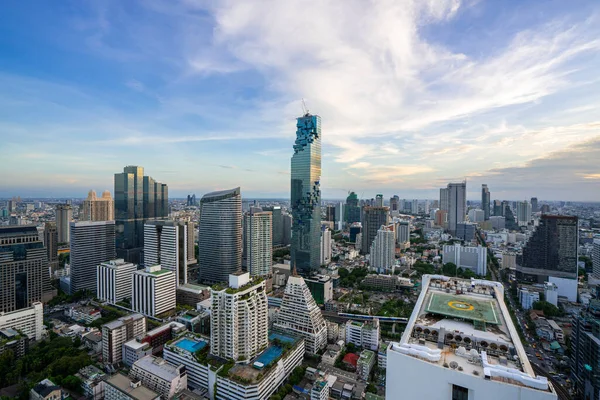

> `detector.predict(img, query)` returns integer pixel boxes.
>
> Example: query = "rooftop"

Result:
[133,356,183,381]
[390,275,553,393]
[103,314,145,330]
[106,373,159,400]
[358,350,375,364]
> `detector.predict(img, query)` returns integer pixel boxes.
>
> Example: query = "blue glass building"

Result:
[291,113,322,276]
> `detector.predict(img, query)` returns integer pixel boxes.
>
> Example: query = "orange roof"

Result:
[343,353,359,367]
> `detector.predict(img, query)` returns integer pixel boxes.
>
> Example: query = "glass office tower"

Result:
[291,113,322,276]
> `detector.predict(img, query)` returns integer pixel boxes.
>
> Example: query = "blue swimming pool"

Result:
[255,345,283,367]
[269,333,295,344]
[175,338,206,353]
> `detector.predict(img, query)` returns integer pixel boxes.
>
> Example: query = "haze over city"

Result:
[1,0,599,200]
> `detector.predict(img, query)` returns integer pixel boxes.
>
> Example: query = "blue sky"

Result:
[1,0,599,201]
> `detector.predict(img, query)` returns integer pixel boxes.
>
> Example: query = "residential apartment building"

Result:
[369,225,395,273]
[129,355,187,399]
[345,319,380,351]
[81,190,114,221]
[132,265,176,317]
[442,243,487,276]
[244,210,273,277]
[144,220,188,286]
[102,314,146,365]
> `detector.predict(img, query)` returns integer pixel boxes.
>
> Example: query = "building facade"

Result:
[481,184,491,220]
[81,190,115,221]
[132,265,176,317]
[345,319,380,351]
[345,192,361,224]
[320,226,332,266]
[198,188,242,284]
[210,273,268,362]
[244,211,273,277]
[369,225,395,273]
[56,204,72,243]
[442,244,487,276]
[129,355,187,399]
[0,301,43,340]
[97,259,137,304]
[70,221,116,294]
[447,182,467,235]
[517,201,532,226]
[144,220,188,286]
[102,314,146,365]
[43,222,59,272]
[361,207,390,255]
[291,113,322,277]
[0,226,48,312]
[274,276,328,354]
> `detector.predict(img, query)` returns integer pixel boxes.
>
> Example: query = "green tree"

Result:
[442,263,457,276]
[532,301,562,317]
[366,383,378,394]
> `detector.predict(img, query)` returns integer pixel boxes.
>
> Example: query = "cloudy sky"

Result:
[1,0,599,201]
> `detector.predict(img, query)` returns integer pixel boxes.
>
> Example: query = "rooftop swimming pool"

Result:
[269,332,295,344]
[254,345,283,367]
[175,338,206,353]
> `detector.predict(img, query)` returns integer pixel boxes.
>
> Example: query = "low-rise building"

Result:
[0,328,28,357]
[547,320,564,343]
[176,310,210,335]
[345,319,380,351]
[82,330,103,354]
[65,306,102,324]
[30,379,62,400]
[322,342,343,366]
[105,373,160,400]
[519,287,540,310]
[361,274,397,291]
[129,355,187,399]
[378,342,388,370]
[77,365,107,400]
[327,321,340,342]
[123,339,153,367]
[357,349,375,381]
[311,379,330,400]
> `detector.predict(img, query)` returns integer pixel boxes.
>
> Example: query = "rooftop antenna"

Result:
[301,98,309,116]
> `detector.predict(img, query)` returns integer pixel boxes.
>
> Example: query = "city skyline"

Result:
[1,1,599,201]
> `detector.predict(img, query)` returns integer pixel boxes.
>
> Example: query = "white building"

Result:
[519,288,540,310]
[244,211,273,277]
[0,301,43,340]
[97,259,137,304]
[311,379,329,400]
[490,216,506,230]
[102,314,146,365]
[442,243,487,276]
[517,201,532,226]
[369,225,395,273]
[144,220,188,286]
[210,272,268,362]
[544,282,559,307]
[345,319,380,351]
[386,275,557,400]
[468,209,485,223]
[320,226,332,266]
[105,373,160,400]
[274,275,328,355]
[357,349,375,381]
[129,355,187,399]
[122,339,152,367]
[132,265,176,317]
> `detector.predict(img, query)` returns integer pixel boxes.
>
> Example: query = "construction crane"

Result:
[301,98,309,116]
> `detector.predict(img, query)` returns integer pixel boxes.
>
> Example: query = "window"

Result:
[452,384,469,400]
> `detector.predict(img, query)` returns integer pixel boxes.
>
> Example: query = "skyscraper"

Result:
[132,265,176,317]
[345,192,361,224]
[70,221,116,294]
[243,210,273,277]
[56,204,72,243]
[375,194,384,207]
[43,222,58,272]
[493,200,503,216]
[397,220,410,244]
[210,273,268,362]
[144,220,189,286]
[81,190,114,221]
[370,225,395,273]
[334,202,344,231]
[274,275,327,355]
[262,206,283,246]
[518,215,578,284]
[114,166,168,264]
[517,201,532,226]
[320,226,332,265]
[593,239,600,279]
[291,112,322,276]
[439,188,449,212]
[390,195,399,212]
[198,188,242,284]
[481,184,490,220]
[571,300,600,398]
[97,259,137,304]
[0,226,48,312]
[447,182,466,235]
[530,197,539,213]
[361,206,390,254]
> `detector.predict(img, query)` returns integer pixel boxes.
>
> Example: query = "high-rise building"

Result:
[571,300,600,398]
[517,201,532,226]
[468,209,485,222]
[390,196,399,212]
[144,220,188,286]
[593,239,600,279]
[244,211,273,277]
[489,216,506,230]
[97,259,137,304]
[282,212,292,246]
[81,190,114,222]
[55,204,72,243]
[186,194,196,207]
[102,314,146,365]
[439,188,449,212]
[345,192,361,224]
[397,221,410,244]
[375,194,384,207]
[69,221,116,295]
[447,181,467,235]
[493,200,503,217]
[531,197,539,213]
[442,243,487,276]
[0,226,48,312]
[132,265,176,317]
[210,273,268,362]
[386,275,556,400]
[114,166,169,264]
[290,112,322,277]
[274,275,327,355]
[518,215,578,283]
[370,225,395,273]
[320,226,332,266]
[43,222,58,272]
[455,222,477,241]
[262,206,283,246]
[334,202,344,231]
[481,184,490,220]
[325,205,336,223]
[361,206,390,254]
[198,188,242,284]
